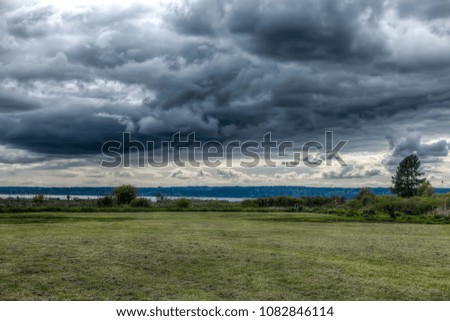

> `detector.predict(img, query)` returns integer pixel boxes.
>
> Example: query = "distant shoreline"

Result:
[0,194,244,202]
[2,185,450,200]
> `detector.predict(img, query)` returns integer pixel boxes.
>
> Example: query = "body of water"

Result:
[2,185,449,200]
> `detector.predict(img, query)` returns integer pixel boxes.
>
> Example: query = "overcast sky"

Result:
[1,0,450,187]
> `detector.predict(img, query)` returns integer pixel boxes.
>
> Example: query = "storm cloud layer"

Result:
[1,0,450,186]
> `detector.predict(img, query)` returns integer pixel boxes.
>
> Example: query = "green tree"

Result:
[391,155,425,198]
[356,187,376,206]
[417,180,434,197]
[112,185,137,205]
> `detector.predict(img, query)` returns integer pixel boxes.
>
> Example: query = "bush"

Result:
[299,196,345,207]
[112,185,137,205]
[241,199,260,207]
[175,198,191,208]
[97,196,114,207]
[371,195,438,217]
[248,196,300,208]
[345,198,360,210]
[130,198,151,208]
[32,194,45,204]
[356,187,376,206]
[362,209,376,217]
[417,180,434,197]
[241,196,345,209]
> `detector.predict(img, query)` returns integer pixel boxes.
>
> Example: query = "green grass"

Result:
[0,211,449,300]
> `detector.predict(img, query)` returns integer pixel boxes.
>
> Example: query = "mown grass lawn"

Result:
[0,212,449,300]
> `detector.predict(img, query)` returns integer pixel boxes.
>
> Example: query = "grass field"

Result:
[0,211,449,300]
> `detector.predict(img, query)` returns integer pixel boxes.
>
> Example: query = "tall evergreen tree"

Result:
[391,154,425,198]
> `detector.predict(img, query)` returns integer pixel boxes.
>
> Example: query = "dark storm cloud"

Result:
[0,89,41,112]
[384,133,449,167]
[396,0,450,20]
[0,0,450,163]
[226,0,386,62]
[6,4,56,39]
[168,0,224,36]
[0,107,126,154]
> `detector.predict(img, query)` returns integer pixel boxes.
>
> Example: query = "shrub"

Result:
[249,196,301,207]
[370,196,402,218]
[240,199,260,207]
[97,196,114,207]
[417,180,434,197]
[112,185,137,205]
[130,198,151,208]
[435,196,450,215]
[384,203,398,219]
[362,209,376,217]
[241,196,345,209]
[404,197,438,215]
[299,196,345,207]
[32,194,45,204]
[201,200,231,209]
[175,198,191,208]
[356,187,376,206]
[371,195,438,217]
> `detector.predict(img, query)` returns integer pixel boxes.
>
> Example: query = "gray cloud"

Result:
[5,4,56,39]
[384,133,449,167]
[169,168,209,179]
[396,0,450,20]
[0,89,41,112]
[216,168,241,179]
[0,145,46,164]
[226,0,386,62]
[322,164,382,179]
[0,0,449,176]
